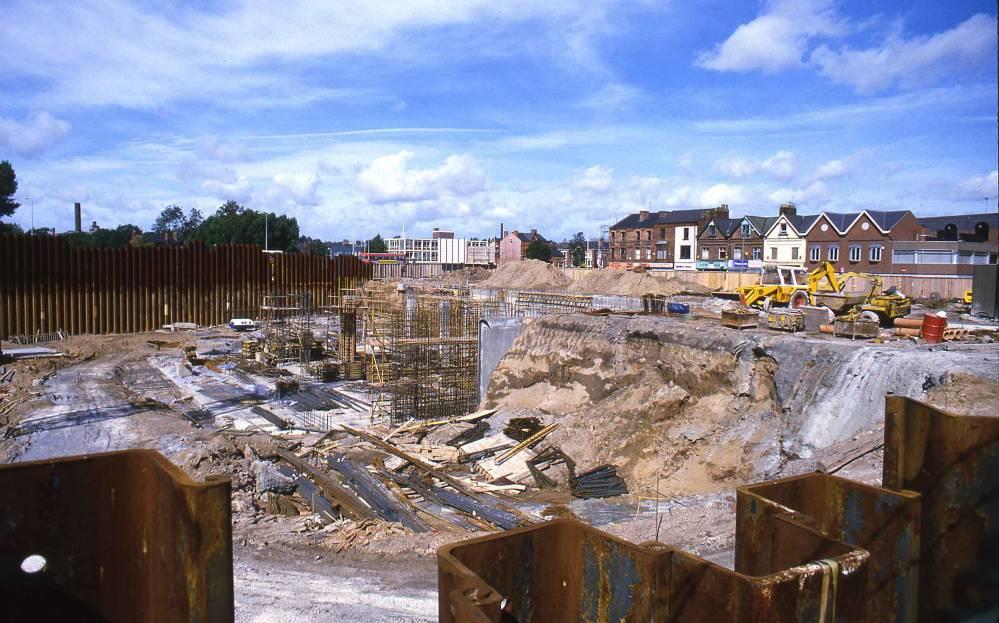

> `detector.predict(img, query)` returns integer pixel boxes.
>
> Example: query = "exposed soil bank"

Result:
[484,314,998,495]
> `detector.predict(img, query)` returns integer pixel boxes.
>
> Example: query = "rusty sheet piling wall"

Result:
[0,235,370,337]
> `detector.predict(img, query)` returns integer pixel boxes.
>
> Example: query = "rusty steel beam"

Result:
[883,395,999,622]
[0,235,370,337]
[439,396,999,622]
[0,449,232,621]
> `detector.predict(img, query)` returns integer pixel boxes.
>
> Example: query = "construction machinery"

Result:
[737,261,911,323]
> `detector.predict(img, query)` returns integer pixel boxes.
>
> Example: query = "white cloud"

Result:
[812,14,998,94]
[715,150,796,180]
[574,165,614,193]
[715,156,758,178]
[768,180,828,204]
[760,150,796,180]
[270,172,321,207]
[693,84,994,134]
[0,0,633,109]
[0,112,71,156]
[696,0,844,72]
[956,170,998,201]
[700,183,745,207]
[355,151,487,204]
[814,158,848,180]
[577,83,640,109]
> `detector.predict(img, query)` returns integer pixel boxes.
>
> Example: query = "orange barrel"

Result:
[921,313,947,344]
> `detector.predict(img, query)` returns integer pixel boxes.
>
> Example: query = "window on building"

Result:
[719,248,729,260]
[660,228,666,240]
[680,245,691,260]
[809,246,820,262]
[707,224,717,238]
[647,231,652,240]
[733,247,742,260]
[869,245,882,262]
[741,222,751,238]
[683,228,690,241]
[752,247,762,260]
[892,249,915,264]
[828,246,839,262]
[770,247,778,260]
[701,247,710,259]
[849,245,861,262]
[955,251,989,265]
[916,250,955,264]
[779,222,788,237]
[791,247,800,260]
[633,249,641,260]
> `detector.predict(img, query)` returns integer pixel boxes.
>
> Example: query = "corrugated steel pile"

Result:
[439,395,999,622]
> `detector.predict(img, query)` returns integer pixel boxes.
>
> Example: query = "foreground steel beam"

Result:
[883,395,999,622]
[0,449,233,621]
[438,396,999,622]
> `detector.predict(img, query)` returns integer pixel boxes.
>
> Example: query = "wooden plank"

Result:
[275,449,376,521]
[380,470,526,531]
[251,405,288,430]
[339,425,477,498]
[495,423,558,465]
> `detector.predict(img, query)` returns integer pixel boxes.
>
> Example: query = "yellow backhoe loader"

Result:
[737,261,911,322]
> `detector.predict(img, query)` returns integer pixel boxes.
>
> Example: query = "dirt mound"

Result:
[483,262,711,296]
[567,270,711,297]
[481,259,571,290]
[482,315,783,496]
[439,266,491,286]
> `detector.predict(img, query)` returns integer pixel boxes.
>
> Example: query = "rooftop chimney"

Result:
[717,204,729,219]
[779,202,797,218]
[74,202,82,232]
[639,210,649,222]
[530,228,537,237]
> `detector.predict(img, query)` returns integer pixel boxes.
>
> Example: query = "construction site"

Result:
[1,238,997,622]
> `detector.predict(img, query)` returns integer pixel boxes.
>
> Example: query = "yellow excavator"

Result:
[737,261,911,322]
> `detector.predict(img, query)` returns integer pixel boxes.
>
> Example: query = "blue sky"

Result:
[1,0,996,241]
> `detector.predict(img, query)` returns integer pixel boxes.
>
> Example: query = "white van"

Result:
[228,318,256,332]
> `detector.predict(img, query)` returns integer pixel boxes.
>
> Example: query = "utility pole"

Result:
[264,213,269,251]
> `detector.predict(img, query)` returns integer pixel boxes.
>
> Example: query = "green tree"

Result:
[153,205,185,237]
[570,232,587,267]
[525,239,552,262]
[153,205,204,243]
[191,205,300,251]
[368,233,387,253]
[217,200,244,217]
[0,221,24,235]
[0,160,20,218]
[299,237,329,255]
[63,224,142,248]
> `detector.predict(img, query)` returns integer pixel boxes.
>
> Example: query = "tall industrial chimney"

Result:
[74,203,82,232]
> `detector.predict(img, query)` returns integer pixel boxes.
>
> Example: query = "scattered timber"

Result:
[381,470,525,531]
[275,449,376,521]
[495,423,558,465]
[276,465,337,522]
[251,406,289,430]
[327,453,429,532]
[339,425,477,498]
[570,465,628,499]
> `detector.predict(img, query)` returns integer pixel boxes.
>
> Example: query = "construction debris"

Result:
[570,465,629,499]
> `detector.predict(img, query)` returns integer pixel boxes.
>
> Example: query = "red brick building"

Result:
[803,210,923,273]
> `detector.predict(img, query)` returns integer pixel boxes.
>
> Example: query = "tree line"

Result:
[0,160,386,255]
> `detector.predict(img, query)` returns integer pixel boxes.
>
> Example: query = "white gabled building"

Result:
[762,204,817,267]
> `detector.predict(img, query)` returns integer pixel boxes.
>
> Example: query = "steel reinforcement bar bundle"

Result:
[0,234,370,337]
